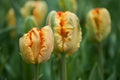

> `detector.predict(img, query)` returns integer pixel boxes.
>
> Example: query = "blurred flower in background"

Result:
[21,1,48,26]
[6,0,48,38]
[86,8,111,42]
[6,8,17,38]
[7,8,16,27]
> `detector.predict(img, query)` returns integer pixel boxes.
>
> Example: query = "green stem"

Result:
[51,57,54,80]
[34,64,39,80]
[97,42,104,80]
[60,54,67,80]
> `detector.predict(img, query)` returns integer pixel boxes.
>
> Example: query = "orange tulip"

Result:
[21,1,47,25]
[6,8,17,38]
[7,8,16,27]
[86,8,111,42]
[19,26,54,64]
[47,11,82,54]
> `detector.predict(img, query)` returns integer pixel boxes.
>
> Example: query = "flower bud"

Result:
[6,8,17,38]
[21,1,48,25]
[32,1,48,25]
[24,16,38,33]
[47,11,82,54]
[86,8,111,42]
[7,8,16,27]
[59,0,78,13]
[19,26,54,64]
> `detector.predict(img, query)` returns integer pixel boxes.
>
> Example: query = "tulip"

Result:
[47,11,82,55]
[86,8,111,42]
[47,11,82,80]
[21,1,48,25]
[19,26,54,64]
[6,8,17,38]
[32,1,48,25]
[86,8,111,77]
[7,8,16,27]
[20,1,34,18]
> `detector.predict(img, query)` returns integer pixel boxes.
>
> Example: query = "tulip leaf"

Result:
[0,27,15,35]
[0,27,15,41]
[5,64,15,77]
[88,63,104,80]
[107,71,116,80]
[24,16,38,33]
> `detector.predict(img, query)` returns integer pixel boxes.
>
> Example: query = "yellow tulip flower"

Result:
[86,8,111,42]
[47,11,82,54]
[19,26,54,64]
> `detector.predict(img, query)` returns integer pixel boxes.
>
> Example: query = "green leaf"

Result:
[89,63,104,80]
[107,70,116,80]
[24,16,38,33]
[0,27,15,34]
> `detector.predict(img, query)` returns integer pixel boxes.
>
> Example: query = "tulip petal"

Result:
[19,26,54,64]
[47,11,82,54]
[86,8,111,42]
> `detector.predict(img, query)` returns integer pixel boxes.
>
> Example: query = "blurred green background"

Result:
[0,0,120,80]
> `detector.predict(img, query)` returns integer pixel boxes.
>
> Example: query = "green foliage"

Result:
[89,63,104,80]
[0,0,120,80]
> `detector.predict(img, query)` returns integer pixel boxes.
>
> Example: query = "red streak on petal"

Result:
[93,14,102,38]
[60,27,69,51]
[29,30,33,48]
[57,11,63,17]
[60,24,69,51]
[60,19,64,26]
[38,30,44,58]
[94,17,101,28]
[92,8,101,30]
[61,28,69,38]
[57,12,65,27]
[93,8,100,14]
[95,8,99,14]
[39,31,44,50]
[57,12,70,51]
